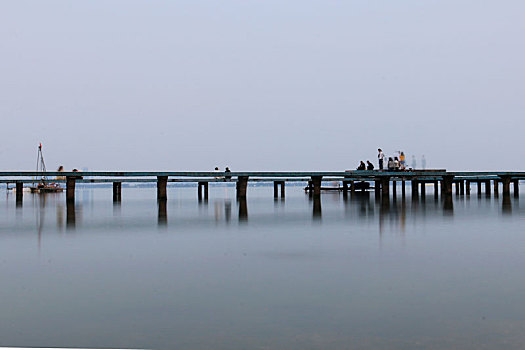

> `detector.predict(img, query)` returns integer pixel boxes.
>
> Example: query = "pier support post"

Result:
[198,182,209,201]
[460,180,465,195]
[66,176,76,203]
[381,177,390,197]
[311,176,322,197]
[455,181,460,195]
[494,180,499,195]
[485,180,491,196]
[442,175,454,196]
[466,181,471,195]
[342,181,349,197]
[237,176,249,199]
[434,181,439,198]
[113,182,122,202]
[477,181,482,195]
[157,176,168,201]
[420,181,426,199]
[374,178,381,197]
[411,179,419,200]
[501,176,511,196]
[273,181,285,198]
[513,179,519,198]
[15,181,23,205]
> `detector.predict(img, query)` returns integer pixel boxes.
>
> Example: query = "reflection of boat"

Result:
[29,143,63,193]
[304,181,371,192]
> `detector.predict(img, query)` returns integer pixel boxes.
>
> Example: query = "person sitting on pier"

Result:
[366,161,374,170]
[224,167,232,180]
[214,167,223,180]
[387,157,395,171]
[357,161,366,170]
[394,157,400,171]
[56,165,65,180]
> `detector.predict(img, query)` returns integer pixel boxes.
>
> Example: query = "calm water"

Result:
[0,185,524,349]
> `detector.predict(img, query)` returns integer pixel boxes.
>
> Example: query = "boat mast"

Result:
[36,143,47,185]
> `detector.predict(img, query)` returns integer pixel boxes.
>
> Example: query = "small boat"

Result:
[29,143,64,193]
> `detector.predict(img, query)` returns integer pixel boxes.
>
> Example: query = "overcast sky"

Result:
[1,1,523,171]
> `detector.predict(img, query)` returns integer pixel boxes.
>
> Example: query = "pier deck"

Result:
[1,170,522,204]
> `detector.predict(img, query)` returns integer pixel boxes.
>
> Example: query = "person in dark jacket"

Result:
[357,161,366,170]
[224,167,231,180]
[366,161,374,170]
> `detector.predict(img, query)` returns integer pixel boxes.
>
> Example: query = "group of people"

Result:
[356,149,407,171]
[214,166,231,180]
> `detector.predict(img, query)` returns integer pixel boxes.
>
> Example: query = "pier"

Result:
[1,170,522,203]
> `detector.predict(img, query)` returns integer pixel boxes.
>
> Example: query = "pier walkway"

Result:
[1,170,523,204]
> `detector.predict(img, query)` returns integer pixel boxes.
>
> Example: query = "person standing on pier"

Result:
[378,149,385,170]
[399,152,406,170]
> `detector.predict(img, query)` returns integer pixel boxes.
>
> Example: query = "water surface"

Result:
[0,185,524,349]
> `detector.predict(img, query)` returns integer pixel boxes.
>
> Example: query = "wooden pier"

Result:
[1,171,522,204]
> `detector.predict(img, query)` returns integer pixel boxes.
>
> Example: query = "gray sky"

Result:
[1,1,523,171]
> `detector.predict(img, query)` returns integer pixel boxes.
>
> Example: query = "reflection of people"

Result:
[357,161,366,170]
[378,149,384,170]
[366,160,374,170]
[225,167,231,180]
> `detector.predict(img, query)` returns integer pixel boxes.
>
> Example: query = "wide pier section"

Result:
[1,171,522,205]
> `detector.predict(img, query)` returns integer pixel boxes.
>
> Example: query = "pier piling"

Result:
[15,181,23,205]
[113,182,122,202]
[381,177,390,196]
[442,175,454,196]
[198,182,209,201]
[501,176,511,196]
[513,179,519,197]
[273,181,285,198]
[411,179,419,200]
[157,176,168,201]
[237,176,249,198]
[66,176,76,203]
[311,176,322,197]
